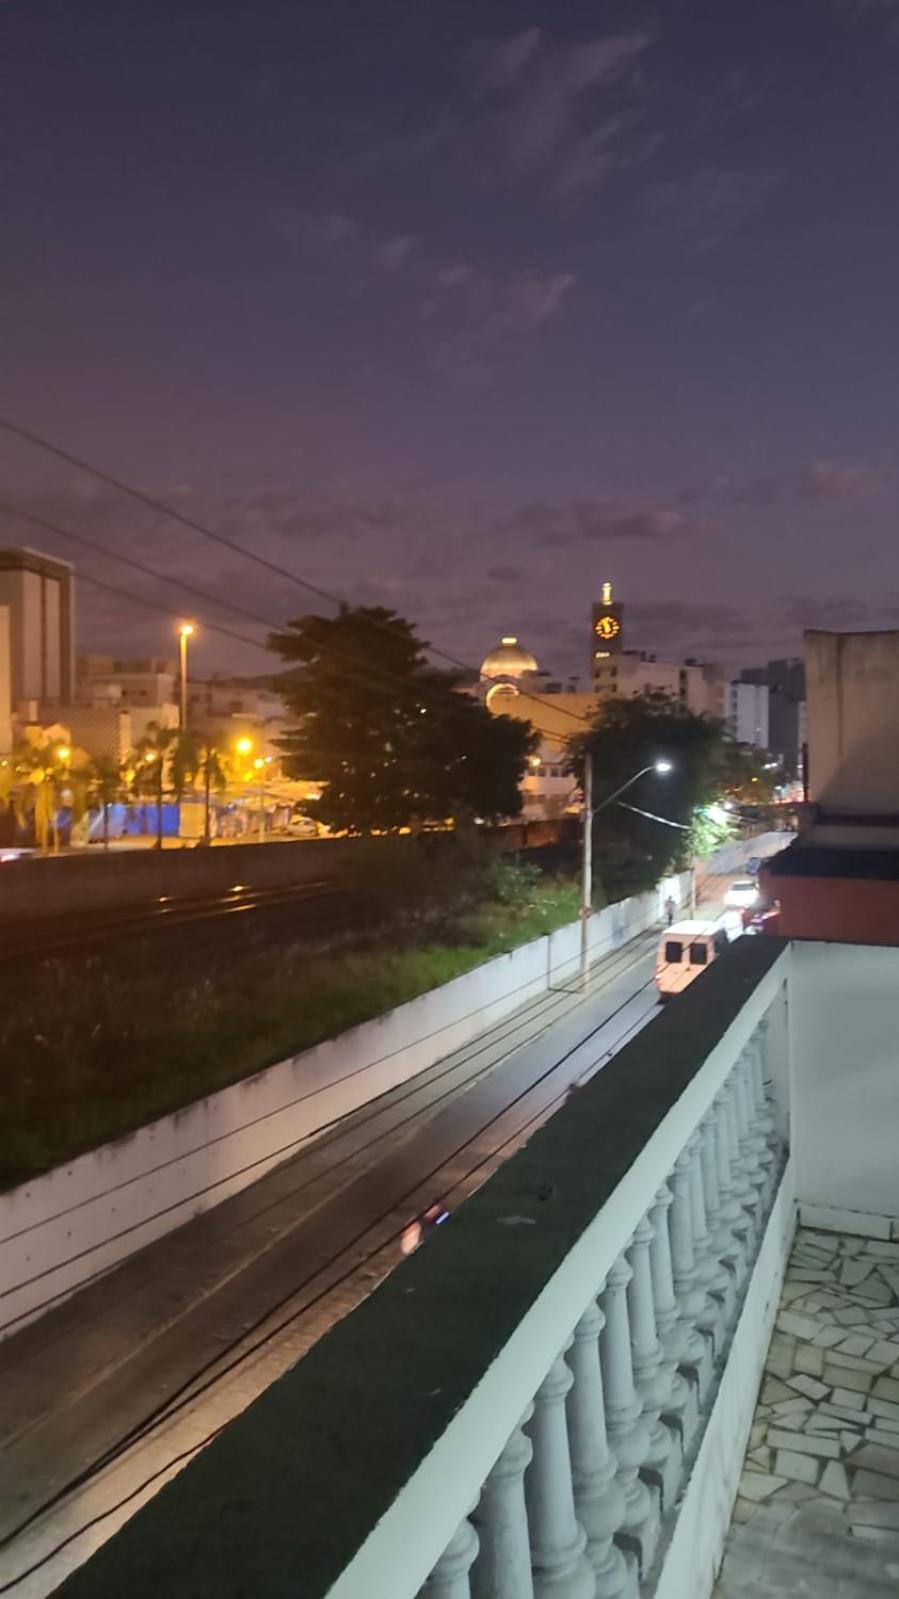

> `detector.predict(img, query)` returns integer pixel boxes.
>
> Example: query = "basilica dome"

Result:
[480,635,539,680]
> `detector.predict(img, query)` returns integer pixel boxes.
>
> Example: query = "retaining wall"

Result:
[0,872,688,1339]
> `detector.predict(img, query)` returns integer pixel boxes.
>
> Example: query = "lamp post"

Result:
[178,623,195,731]
[580,757,673,989]
[253,755,273,840]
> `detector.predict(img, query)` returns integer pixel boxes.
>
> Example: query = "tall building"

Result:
[741,658,805,776]
[590,580,624,673]
[0,548,75,707]
[724,680,770,750]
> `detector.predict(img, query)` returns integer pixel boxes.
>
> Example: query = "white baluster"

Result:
[699,1109,738,1329]
[686,1132,730,1349]
[669,1150,713,1397]
[714,1084,751,1285]
[754,1017,779,1126]
[525,1353,594,1599]
[648,1184,699,1449]
[626,1217,682,1510]
[423,1515,480,1599]
[472,1414,535,1599]
[729,1062,763,1252]
[599,1259,658,1574]
[737,1051,772,1207]
[566,1303,633,1598]
[747,1032,779,1203]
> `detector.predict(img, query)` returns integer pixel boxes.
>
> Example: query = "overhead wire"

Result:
[0,923,669,1338]
[0,493,574,747]
[0,961,661,1589]
[0,416,594,730]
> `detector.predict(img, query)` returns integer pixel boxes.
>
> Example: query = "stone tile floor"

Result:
[715,1227,899,1597]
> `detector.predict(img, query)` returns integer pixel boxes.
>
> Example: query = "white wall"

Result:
[806,628,899,812]
[0,873,690,1340]
[789,940,899,1236]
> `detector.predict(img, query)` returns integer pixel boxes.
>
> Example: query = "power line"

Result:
[0,417,593,730]
[0,494,570,746]
[0,963,661,1593]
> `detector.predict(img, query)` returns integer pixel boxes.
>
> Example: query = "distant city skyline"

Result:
[4,0,899,679]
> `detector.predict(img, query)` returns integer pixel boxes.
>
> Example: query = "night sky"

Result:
[4,0,899,682]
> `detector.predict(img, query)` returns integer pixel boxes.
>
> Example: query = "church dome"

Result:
[480,635,539,680]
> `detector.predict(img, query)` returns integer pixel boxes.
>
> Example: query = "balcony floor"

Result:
[715,1227,899,1597]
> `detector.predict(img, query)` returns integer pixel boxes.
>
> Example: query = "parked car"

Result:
[655,921,730,1000]
[724,879,759,911]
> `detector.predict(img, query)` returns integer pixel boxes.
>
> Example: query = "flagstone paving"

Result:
[714,1227,899,1597]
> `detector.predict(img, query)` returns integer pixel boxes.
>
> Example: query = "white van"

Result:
[655,920,730,1000]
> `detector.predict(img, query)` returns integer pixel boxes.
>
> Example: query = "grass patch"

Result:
[0,872,581,1190]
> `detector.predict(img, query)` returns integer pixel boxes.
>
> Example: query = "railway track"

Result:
[0,878,345,964]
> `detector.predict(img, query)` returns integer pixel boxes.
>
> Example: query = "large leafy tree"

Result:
[568,692,727,900]
[269,606,535,832]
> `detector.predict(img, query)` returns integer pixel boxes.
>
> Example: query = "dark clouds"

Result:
[285,208,576,377]
[5,3,899,689]
[465,26,655,193]
[648,167,782,250]
[680,461,894,507]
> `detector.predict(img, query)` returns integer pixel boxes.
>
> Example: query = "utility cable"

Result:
[0,968,658,1586]
[0,494,573,746]
[0,417,594,729]
[0,927,663,1334]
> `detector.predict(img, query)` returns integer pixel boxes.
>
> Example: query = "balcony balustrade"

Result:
[53,938,899,1599]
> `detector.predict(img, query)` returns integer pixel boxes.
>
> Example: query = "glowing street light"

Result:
[253,754,273,839]
[580,756,674,988]
[56,745,71,763]
[178,622,195,730]
[235,735,253,757]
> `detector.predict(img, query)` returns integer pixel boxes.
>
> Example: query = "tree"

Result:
[175,732,229,843]
[85,755,128,849]
[133,723,182,849]
[713,739,779,804]
[269,605,535,833]
[568,692,728,901]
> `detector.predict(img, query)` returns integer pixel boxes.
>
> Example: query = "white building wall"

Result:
[789,940,899,1236]
[805,628,899,811]
[592,655,713,715]
[726,681,770,749]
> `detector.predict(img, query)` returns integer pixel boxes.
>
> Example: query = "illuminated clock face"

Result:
[594,615,621,641]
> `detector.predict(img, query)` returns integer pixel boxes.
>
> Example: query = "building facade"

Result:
[761,629,899,943]
[741,658,805,777]
[723,680,770,750]
[0,547,75,708]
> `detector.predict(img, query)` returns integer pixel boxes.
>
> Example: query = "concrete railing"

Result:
[54,939,796,1599]
[0,874,689,1339]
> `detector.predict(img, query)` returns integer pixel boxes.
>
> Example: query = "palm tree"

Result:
[197,739,227,844]
[133,723,180,850]
[86,755,127,849]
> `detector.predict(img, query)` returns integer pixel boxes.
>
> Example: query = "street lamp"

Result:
[253,754,273,840]
[178,623,195,731]
[580,757,673,988]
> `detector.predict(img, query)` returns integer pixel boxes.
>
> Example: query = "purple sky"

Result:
[4,0,899,682]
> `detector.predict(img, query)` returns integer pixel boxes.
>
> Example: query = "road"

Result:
[0,888,733,1596]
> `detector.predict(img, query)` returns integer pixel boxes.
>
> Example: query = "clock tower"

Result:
[591,580,623,673]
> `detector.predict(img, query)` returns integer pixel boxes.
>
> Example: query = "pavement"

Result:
[0,882,735,1596]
